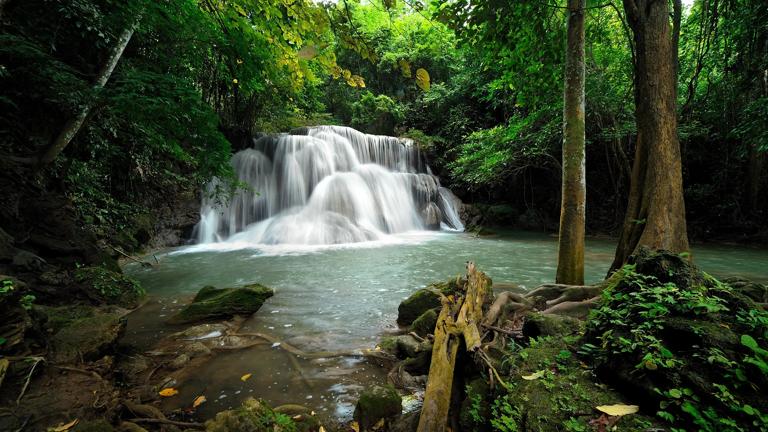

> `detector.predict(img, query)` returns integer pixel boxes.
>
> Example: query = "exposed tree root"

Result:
[15,356,44,405]
[129,417,204,429]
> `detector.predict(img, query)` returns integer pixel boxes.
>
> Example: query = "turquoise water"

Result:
[124,230,767,420]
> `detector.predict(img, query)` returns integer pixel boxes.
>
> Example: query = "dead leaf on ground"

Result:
[48,419,78,432]
[521,370,546,380]
[241,373,252,381]
[192,395,206,408]
[159,387,179,397]
[595,404,639,416]
[350,420,360,432]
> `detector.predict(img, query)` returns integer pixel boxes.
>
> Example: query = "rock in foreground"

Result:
[170,284,274,324]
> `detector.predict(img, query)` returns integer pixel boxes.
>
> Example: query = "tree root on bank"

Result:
[129,417,204,429]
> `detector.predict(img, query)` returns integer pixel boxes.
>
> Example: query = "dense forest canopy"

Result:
[2,0,765,246]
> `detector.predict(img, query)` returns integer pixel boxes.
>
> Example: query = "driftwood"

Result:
[417,262,492,432]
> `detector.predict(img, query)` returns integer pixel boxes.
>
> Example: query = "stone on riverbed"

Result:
[170,284,273,324]
[206,397,319,432]
[354,384,402,430]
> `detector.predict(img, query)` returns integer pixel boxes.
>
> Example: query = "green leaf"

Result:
[669,388,682,399]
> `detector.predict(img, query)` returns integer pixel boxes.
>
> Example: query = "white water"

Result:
[195,126,464,246]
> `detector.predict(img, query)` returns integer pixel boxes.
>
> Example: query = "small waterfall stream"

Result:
[196,126,464,245]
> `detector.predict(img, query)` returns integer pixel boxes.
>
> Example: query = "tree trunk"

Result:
[611,0,690,271]
[37,18,139,168]
[556,0,586,285]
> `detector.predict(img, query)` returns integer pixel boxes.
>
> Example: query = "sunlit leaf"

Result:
[415,68,430,91]
[521,370,546,380]
[595,404,639,416]
[398,59,412,78]
[159,388,179,397]
[298,45,318,60]
[193,395,206,408]
[48,419,78,432]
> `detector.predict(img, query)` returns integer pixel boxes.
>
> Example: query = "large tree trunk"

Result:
[37,18,139,168]
[556,0,586,285]
[611,0,690,271]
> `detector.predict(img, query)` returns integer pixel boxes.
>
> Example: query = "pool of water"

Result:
[124,230,768,420]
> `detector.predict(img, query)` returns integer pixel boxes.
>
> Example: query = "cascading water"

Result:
[195,126,464,245]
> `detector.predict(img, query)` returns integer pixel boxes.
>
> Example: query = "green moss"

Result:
[522,312,583,338]
[410,308,438,337]
[50,311,126,363]
[206,398,304,432]
[496,337,659,432]
[354,384,402,430]
[170,284,274,324]
[397,288,441,326]
[72,420,115,432]
[74,266,145,308]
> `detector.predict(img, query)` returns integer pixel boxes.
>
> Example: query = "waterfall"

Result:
[196,126,464,245]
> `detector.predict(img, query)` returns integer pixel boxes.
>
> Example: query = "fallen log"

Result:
[417,262,492,432]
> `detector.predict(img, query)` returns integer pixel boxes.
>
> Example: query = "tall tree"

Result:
[611,0,689,270]
[556,0,586,285]
[37,18,139,167]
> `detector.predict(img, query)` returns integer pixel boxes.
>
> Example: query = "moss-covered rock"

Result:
[170,284,274,324]
[397,278,464,326]
[409,309,437,337]
[522,312,582,339]
[50,309,126,363]
[723,276,768,303]
[496,337,660,432]
[206,397,317,432]
[583,248,768,431]
[354,384,402,430]
[397,289,440,326]
[74,266,145,308]
[72,419,115,432]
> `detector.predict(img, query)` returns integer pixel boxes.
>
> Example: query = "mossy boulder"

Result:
[354,384,402,431]
[397,289,440,326]
[522,312,582,339]
[170,284,274,324]
[74,266,145,308]
[206,397,317,432]
[49,309,126,363]
[582,248,768,431]
[723,276,768,303]
[397,278,461,326]
[72,419,116,432]
[494,337,660,432]
[409,309,438,337]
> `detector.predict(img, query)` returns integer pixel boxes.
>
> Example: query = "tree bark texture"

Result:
[37,18,139,167]
[611,0,690,271]
[417,263,491,432]
[556,0,586,285]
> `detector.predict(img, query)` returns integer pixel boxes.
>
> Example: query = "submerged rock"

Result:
[354,385,402,430]
[170,284,273,324]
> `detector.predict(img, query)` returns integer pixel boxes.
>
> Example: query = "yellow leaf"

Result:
[193,395,206,408]
[350,421,360,432]
[373,418,385,430]
[48,419,78,432]
[415,68,430,92]
[298,45,318,60]
[596,404,639,416]
[319,427,326,432]
[241,373,252,381]
[159,388,179,397]
[521,370,546,380]
[398,59,412,78]
[236,59,243,64]
[232,78,239,84]
[352,75,366,88]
